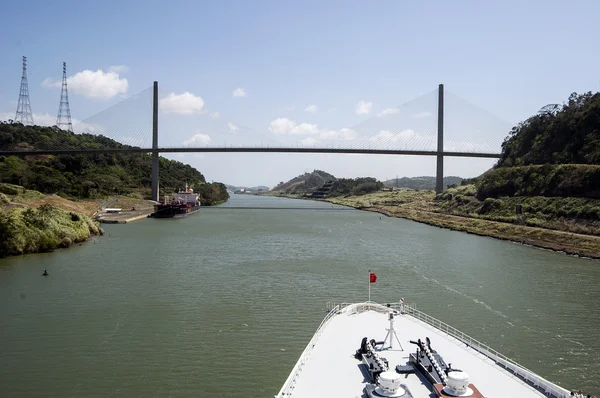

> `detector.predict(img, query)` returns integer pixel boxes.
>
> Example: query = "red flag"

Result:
[369,273,377,283]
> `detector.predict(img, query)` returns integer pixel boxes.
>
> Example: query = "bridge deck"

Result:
[0,147,501,158]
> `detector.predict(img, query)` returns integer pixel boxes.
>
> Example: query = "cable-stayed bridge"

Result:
[0,82,513,197]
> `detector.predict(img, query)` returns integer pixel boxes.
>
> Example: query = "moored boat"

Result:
[149,184,201,218]
[275,300,570,398]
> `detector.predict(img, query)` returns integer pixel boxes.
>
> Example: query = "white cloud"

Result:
[368,129,422,149]
[183,133,211,146]
[209,112,220,119]
[355,100,373,115]
[301,137,318,146]
[41,78,58,88]
[160,92,205,115]
[414,111,432,118]
[108,65,129,73]
[42,68,128,99]
[370,129,416,142]
[377,108,400,117]
[294,123,319,135]
[227,122,239,132]
[232,88,246,98]
[268,118,319,135]
[319,128,357,141]
[269,118,296,134]
[267,117,358,147]
[72,121,106,135]
[304,104,318,113]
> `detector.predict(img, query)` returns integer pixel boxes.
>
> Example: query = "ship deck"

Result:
[277,302,568,398]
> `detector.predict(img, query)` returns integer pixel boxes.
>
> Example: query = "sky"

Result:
[1,0,599,187]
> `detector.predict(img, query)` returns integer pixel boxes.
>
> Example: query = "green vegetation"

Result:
[0,122,228,201]
[437,185,600,236]
[478,90,600,201]
[330,177,384,196]
[198,182,229,206]
[476,164,600,200]
[383,176,462,190]
[270,170,384,197]
[271,170,336,194]
[462,90,600,237]
[498,92,600,167]
[322,189,600,258]
[0,203,101,258]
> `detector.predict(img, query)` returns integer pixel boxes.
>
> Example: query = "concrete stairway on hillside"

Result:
[310,180,335,198]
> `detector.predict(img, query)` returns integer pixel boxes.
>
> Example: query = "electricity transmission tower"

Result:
[56,62,73,132]
[15,56,34,125]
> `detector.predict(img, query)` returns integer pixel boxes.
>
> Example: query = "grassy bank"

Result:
[304,188,600,259]
[0,204,102,258]
[0,183,103,258]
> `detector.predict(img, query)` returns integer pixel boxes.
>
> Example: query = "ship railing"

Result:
[276,303,341,398]
[399,303,570,398]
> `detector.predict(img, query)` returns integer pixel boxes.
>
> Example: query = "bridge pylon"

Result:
[151,81,159,201]
[435,84,444,194]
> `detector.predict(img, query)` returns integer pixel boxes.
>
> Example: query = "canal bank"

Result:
[267,190,600,259]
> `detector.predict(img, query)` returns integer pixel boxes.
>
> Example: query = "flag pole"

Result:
[368,269,371,302]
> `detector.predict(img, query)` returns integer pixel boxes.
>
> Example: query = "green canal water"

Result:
[1,194,599,396]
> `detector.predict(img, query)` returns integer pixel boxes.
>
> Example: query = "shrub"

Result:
[0,205,101,258]
[351,182,382,196]
[477,164,600,200]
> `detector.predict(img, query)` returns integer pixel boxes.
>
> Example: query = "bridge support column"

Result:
[435,84,444,194]
[151,81,159,201]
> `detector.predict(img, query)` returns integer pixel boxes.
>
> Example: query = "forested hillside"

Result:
[0,122,228,204]
[477,91,600,200]
[498,91,600,167]
[271,170,336,193]
[271,170,384,197]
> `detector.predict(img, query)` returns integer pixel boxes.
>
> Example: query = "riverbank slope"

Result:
[306,188,600,259]
[0,184,102,258]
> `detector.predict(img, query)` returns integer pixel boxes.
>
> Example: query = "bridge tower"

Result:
[151,81,159,201]
[56,62,73,132]
[435,84,444,194]
[15,56,35,125]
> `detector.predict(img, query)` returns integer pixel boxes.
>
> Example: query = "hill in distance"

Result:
[271,170,336,193]
[271,170,384,197]
[225,184,270,192]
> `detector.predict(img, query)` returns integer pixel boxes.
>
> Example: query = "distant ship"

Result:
[149,184,201,218]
